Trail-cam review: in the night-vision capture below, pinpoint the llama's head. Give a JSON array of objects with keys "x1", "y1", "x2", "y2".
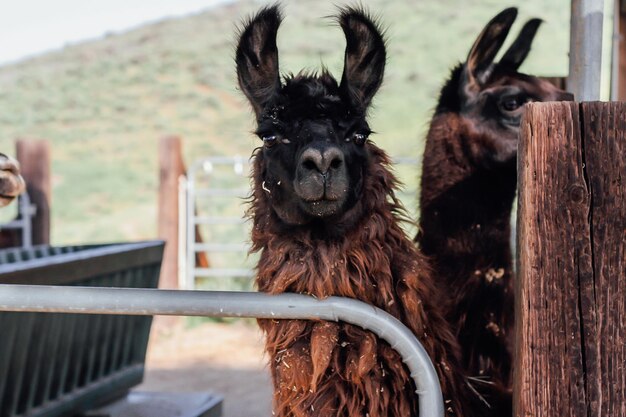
[
  {"x1": 438, "y1": 7, "x2": 573, "y2": 162},
  {"x1": 237, "y1": 6, "x2": 386, "y2": 228}
]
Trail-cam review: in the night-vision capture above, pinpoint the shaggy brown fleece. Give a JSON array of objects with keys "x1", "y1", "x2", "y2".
[{"x1": 250, "y1": 144, "x2": 473, "y2": 417}]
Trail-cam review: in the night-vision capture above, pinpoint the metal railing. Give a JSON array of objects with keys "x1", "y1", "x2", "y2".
[
  {"x1": 184, "y1": 156, "x2": 253, "y2": 290},
  {"x1": 0, "y1": 192, "x2": 36, "y2": 248},
  {"x1": 0, "y1": 286, "x2": 444, "y2": 417}
]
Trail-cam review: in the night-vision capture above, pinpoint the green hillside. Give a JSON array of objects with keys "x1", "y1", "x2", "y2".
[{"x1": 0, "y1": 0, "x2": 570, "y2": 244}]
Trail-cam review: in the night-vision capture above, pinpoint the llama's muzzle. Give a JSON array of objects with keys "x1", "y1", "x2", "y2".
[{"x1": 293, "y1": 144, "x2": 349, "y2": 217}]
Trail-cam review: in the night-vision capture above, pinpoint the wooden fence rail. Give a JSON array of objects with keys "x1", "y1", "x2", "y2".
[{"x1": 515, "y1": 101, "x2": 625, "y2": 416}]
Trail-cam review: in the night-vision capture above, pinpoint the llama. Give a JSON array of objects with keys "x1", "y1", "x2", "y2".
[
  {"x1": 417, "y1": 7, "x2": 573, "y2": 412},
  {"x1": 0, "y1": 153, "x2": 25, "y2": 208},
  {"x1": 237, "y1": 6, "x2": 478, "y2": 417}
]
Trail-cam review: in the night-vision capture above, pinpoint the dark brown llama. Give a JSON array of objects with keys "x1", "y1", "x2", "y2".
[
  {"x1": 417, "y1": 7, "x2": 573, "y2": 413},
  {"x1": 237, "y1": 6, "x2": 478, "y2": 417}
]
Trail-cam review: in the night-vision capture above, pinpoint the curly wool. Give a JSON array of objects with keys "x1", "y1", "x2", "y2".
[{"x1": 249, "y1": 144, "x2": 473, "y2": 417}]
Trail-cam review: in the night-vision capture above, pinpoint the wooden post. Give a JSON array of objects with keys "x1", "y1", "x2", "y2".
[
  {"x1": 158, "y1": 136, "x2": 185, "y2": 290},
  {"x1": 16, "y1": 139, "x2": 51, "y2": 245},
  {"x1": 515, "y1": 102, "x2": 626, "y2": 416}
]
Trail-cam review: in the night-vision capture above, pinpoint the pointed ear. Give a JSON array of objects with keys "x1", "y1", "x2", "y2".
[
  {"x1": 236, "y1": 5, "x2": 282, "y2": 117},
  {"x1": 500, "y1": 18, "x2": 543, "y2": 71},
  {"x1": 465, "y1": 7, "x2": 517, "y2": 87},
  {"x1": 338, "y1": 8, "x2": 386, "y2": 112}
]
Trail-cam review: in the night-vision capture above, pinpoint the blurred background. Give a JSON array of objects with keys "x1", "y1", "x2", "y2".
[{"x1": 1, "y1": 0, "x2": 611, "y2": 247}]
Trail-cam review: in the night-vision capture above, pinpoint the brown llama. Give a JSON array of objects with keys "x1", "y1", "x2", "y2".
[
  {"x1": 0, "y1": 153, "x2": 25, "y2": 208},
  {"x1": 237, "y1": 5, "x2": 479, "y2": 417},
  {"x1": 417, "y1": 7, "x2": 573, "y2": 414}
]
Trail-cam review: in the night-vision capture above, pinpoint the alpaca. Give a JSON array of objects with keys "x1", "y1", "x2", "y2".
[
  {"x1": 0, "y1": 153, "x2": 25, "y2": 208},
  {"x1": 237, "y1": 6, "x2": 478, "y2": 417},
  {"x1": 417, "y1": 7, "x2": 573, "y2": 412}
]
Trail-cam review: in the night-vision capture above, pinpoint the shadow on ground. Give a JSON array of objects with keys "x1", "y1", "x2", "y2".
[{"x1": 139, "y1": 365, "x2": 272, "y2": 417}]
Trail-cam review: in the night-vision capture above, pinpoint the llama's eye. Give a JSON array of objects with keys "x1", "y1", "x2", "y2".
[
  {"x1": 261, "y1": 135, "x2": 278, "y2": 147},
  {"x1": 500, "y1": 97, "x2": 522, "y2": 112},
  {"x1": 351, "y1": 132, "x2": 369, "y2": 146}
]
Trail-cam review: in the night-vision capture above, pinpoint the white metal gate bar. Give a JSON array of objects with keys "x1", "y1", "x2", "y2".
[
  {"x1": 0, "y1": 284, "x2": 444, "y2": 417},
  {"x1": 185, "y1": 156, "x2": 252, "y2": 290},
  {"x1": 0, "y1": 192, "x2": 35, "y2": 248}
]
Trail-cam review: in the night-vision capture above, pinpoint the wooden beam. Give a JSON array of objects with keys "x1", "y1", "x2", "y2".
[
  {"x1": 16, "y1": 139, "x2": 51, "y2": 245},
  {"x1": 158, "y1": 135, "x2": 185, "y2": 290},
  {"x1": 515, "y1": 102, "x2": 626, "y2": 416}
]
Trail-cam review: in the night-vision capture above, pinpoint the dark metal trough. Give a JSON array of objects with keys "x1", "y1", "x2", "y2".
[{"x1": 0, "y1": 241, "x2": 164, "y2": 417}]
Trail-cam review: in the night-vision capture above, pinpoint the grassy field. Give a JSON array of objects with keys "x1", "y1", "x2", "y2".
[{"x1": 0, "y1": 0, "x2": 572, "y2": 245}]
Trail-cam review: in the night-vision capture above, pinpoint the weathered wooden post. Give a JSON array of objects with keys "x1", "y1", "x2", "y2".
[
  {"x1": 158, "y1": 135, "x2": 185, "y2": 290},
  {"x1": 157, "y1": 136, "x2": 211, "y2": 291},
  {"x1": 515, "y1": 101, "x2": 626, "y2": 416},
  {"x1": 16, "y1": 139, "x2": 51, "y2": 245}
]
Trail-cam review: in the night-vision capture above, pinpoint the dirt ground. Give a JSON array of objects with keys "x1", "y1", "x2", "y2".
[{"x1": 137, "y1": 317, "x2": 273, "y2": 417}]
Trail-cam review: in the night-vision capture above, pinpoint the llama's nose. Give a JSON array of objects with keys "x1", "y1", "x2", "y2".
[{"x1": 300, "y1": 146, "x2": 344, "y2": 175}]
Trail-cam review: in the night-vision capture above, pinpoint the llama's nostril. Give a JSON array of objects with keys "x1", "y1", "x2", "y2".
[
  {"x1": 324, "y1": 147, "x2": 344, "y2": 172},
  {"x1": 300, "y1": 148, "x2": 324, "y2": 173},
  {"x1": 303, "y1": 159, "x2": 318, "y2": 172}
]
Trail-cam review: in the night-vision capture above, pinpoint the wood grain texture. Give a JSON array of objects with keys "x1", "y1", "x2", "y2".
[
  {"x1": 515, "y1": 101, "x2": 626, "y2": 417},
  {"x1": 581, "y1": 102, "x2": 626, "y2": 416}
]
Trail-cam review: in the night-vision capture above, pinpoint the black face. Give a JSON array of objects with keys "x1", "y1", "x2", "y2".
[
  {"x1": 254, "y1": 77, "x2": 373, "y2": 223},
  {"x1": 236, "y1": 6, "x2": 386, "y2": 226}
]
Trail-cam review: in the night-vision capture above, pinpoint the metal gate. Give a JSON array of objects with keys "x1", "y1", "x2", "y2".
[
  {"x1": 0, "y1": 285, "x2": 445, "y2": 417},
  {"x1": 182, "y1": 156, "x2": 254, "y2": 290},
  {"x1": 0, "y1": 193, "x2": 36, "y2": 249},
  {"x1": 182, "y1": 156, "x2": 419, "y2": 291}
]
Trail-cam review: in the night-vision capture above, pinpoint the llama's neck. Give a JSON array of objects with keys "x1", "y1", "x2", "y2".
[
  {"x1": 418, "y1": 112, "x2": 516, "y2": 278},
  {"x1": 250, "y1": 147, "x2": 429, "y2": 321},
  {"x1": 253, "y1": 201, "x2": 419, "y2": 308}
]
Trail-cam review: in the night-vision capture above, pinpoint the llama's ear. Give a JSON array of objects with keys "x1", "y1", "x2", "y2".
[
  {"x1": 500, "y1": 18, "x2": 543, "y2": 71},
  {"x1": 338, "y1": 8, "x2": 386, "y2": 112},
  {"x1": 465, "y1": 7, "x2": 517, "y2": 87},
  {"x1": 236, "y1": 5, "x2": 282, "y2": 117}
]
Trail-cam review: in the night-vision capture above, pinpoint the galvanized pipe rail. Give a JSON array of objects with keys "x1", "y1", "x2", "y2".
[
  {"x1": 568, "y1": 0, "x2": 605, "y2": 101},
  {"x1": 0, "y1": 192, "x2": 34, "y2": 248},
  {"x1": 0, "y1": 285, "x2": 444, "y2": 417}
]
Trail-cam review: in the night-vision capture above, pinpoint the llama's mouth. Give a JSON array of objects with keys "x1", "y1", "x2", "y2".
[
  {"x1": 293, "y1": 176, "x2": 348, "y2": 218},
  {"x1": 299, "y1": 198, "x2": 343, "y2": 218}
]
